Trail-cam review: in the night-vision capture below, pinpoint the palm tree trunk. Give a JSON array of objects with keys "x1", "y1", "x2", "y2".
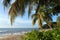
[{"x1": 48, "y1": 24, "x2": 52, "y2": 29}]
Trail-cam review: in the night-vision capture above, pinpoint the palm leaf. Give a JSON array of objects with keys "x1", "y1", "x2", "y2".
[
  {"x1": 3, "y1": 0, "x2": 11, "y2": 7},
  {"x1": 28, "y1": 1, "x2": 34, "y2": 17},
  {"x1": 8, "y1": 0, "x2": 30, "y2": 24},
  {"x1": 38, "y1": 18, "x2": 42, "y2": 29},
  {"x1": 32, "y1": 18, "x2": 37, "y2": 25}
]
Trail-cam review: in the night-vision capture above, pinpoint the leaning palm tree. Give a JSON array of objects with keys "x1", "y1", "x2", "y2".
[
  {"x1": 32, "y1": 12, "x2": 52, "y2": 29},
  {"x1": 3, "y1": 0, "x2": 60, "y2": 29}
]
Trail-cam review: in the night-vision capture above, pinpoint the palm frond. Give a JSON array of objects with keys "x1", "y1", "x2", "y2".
[
  {"x1": 32, "y1": 14, "x2": 39, "y2": 18},
  {"x1": 35, "y1": 0, "x2": 40, "y2": 14},
  {"x1": 28, "y1": 0, "x2": 34, "y2": 17},
  {"x1": 53, "y1": 5, "x2": 60, "y2": 13},
  {"x1": 32, "y1": 18, "x2": 37, "y2": 25},
  {"x1": 10, "y1": 12, "x2": 16, "y2": 25},
  {"x1": 9, "y1": 0, "x2": 30, "y2": 24},
  {"x1": 38, "y1": 18, "x2": 42, "y2": 29},
  {"x1": 3, "y1": 0, "x2": 11, "y2": 7}
]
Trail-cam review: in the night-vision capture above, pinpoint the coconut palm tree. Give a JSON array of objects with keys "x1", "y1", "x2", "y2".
[
  {"x1": 3, "y1": 0, "x2": 60, "y2": 29},
  {"x1": 32, "y1": 11, "x2": 52, "y2": 29}
]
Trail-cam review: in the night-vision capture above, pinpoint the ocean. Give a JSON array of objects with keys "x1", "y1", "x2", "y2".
[{"x1": 0, "y1": 28, "x2": 38, "y2": 37}]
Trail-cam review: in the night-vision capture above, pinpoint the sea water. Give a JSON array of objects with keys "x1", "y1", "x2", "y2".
[{"x1": 0, "y1": 28, "x2": 38, "y2": 37}]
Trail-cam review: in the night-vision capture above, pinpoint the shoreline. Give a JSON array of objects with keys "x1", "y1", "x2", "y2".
[
  {"x1": 0, "y1": 32, "x2": 25, "y2": 38},
  {"x1": 0, "y1": 34, "x2": 24, "y2": 40}
]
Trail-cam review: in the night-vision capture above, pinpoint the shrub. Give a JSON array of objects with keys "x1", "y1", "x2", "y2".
[{"x1": 23, "y1": 28, "x2": 60, "y2": 40}]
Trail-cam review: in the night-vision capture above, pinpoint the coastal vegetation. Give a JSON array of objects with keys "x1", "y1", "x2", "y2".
[{"x1": 23, "y1": 28, "x2": 60, "y2": 40}]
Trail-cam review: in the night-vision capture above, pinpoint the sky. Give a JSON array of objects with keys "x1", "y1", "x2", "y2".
[{"x1": 0, "y1": 0, "x2": 59, "y2": 28}]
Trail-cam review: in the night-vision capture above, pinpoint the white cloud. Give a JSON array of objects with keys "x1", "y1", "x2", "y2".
[{"x1": 15, "y1": 19, "x2": 31, "y2": 23}]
